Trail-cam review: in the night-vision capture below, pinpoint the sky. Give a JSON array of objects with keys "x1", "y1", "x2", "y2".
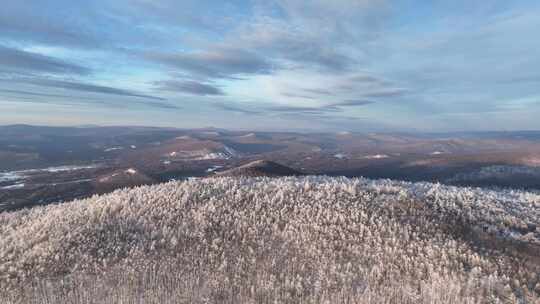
[{"x1": 1, "y1": 0, "x2": 539, "y2": 132}]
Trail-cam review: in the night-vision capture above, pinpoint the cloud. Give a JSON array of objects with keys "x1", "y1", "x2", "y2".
[
  {"x1": 2, "y1": 78, "x2": 164, "y2": 101},
  {"x1": 112, "y1": 0, "x2": 244, "y2": 33},
  {"x1": 288, "y1": 48, "x2": 355, "y2": 72},
  {"x1": 211, "y1": 101, "x2": 343, "y2": 116},
  {"x1": 154, "y1": 80, "x2": 224, "y2": 96},
  {"x1": 348, "y1": 74, "x2": 384, "y2": 84},
  {"x1": 363, "y1": 88, "x2": 409, "y2": 98},
  {"x1": 212, "y1": 97, "x2": 373, "y2": 118},
  {"x1": 0, "y1": 88, "x2": 179, "y2": 110},
  {"x1": 212, "y1": 102, "x2": 262, "y2": 115},
  {"x1": 0, "y1": 45, "x2": 91, "y2": 75},
  {"x1": 0, "y1": 1, "x2": 539, "y2": 131},
  {"x1": 278, "y1": 73, "x2": 403, "y2": 102},
  {"x1": 332, "y1": 99, "x2": 375, "y2": 107},
  {"x1": 0, "y1": 3, "x2": 101, "y2": 48},
  {"x1": 145, "y1": 48, "x2": 273, "y2": 80},
  {"x1": 230, "y1": 17, "x2": 357, "y2": 73},
  {"x1": 145, "y1": 101, "x2": 180, "y2": 110},
  {"x1": 0, "y1": 89, "x2": 97, "y2": 100},
  {"x1": 266, "y1": 104, "x2": 341, "y2": 115},
  {"x1": 303, "y1": 88, "x2": 334, "y2": 96},
  {"x1": 281, "y1": 92, "x2": 316, "y2": 99}
]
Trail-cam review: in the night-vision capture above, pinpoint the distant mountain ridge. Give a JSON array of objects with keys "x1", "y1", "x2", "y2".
[
  {"x1": 215, "y1": 160, "x2": 302, "y2": 177},
  {"x1": 4, "y1": 125, "x2": 540, "y2": 212}
]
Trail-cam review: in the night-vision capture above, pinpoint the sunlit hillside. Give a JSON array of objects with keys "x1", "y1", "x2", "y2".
[{"x1": 1, "y1": 176, "x2": 539, "y2": 303}]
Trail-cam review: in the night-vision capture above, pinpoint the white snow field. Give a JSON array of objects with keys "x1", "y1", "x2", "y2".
[{"x1": 1, "y1": 176, "x2": 539, "y2": 303}]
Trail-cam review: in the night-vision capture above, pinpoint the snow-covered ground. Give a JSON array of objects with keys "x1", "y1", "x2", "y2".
[
  {"x1": 175, "y1": 135, "x2": 191, "y2": 140},
  {"x1": 333, "y1": 153, "x2": 346, "y2": 159},
  {"x1": 167, "y1": 146, "x2": 237, "y2": 161},
  {"x1": 196, "y1": 152, "x2": 231, "y2": 160},
  {"x1": 430, "y1": 151, "x2": 446, "y2": 155},
  {"x1": 364, "y1": 154, "x2": 389, "y2": 159},
  {"x1": 104, "y1": 147, "x2": 123, "y2": 152},
  {"x1": 1, "y1": 183, "x2": 25, "y2": 190},
  {"x1": 237, "y1": 133, "x2": 256, "y2": 138},
  {"x1": 206, "y1": 165, "x2": 223, "y2": 173},
  {"x1": 125, "y1": 168, "x2": 137, "y2": 175},
  {"x1": 0, "y1": 164, "x2": 100, "y2": 183},
  {"x1": 222, "y1": 145, "x2": 238, "y2": 157},
  {"x1": 0, "y1": 171, "x2": 22, "y2": 183}
]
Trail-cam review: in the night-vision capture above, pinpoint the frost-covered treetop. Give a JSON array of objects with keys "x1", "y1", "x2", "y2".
[{"x1": 1, "y1": 176, "x2": 539, "y2": 303}]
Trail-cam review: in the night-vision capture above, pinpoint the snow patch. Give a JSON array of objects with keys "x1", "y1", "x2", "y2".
[
  {"x1": 206, "y1": 165, "x2": 223, "y2": 173},
  {"x1": 0, "y1": 171, "x2": 23, "y2": 183},
  {"x1": 223, "y1": 146, "x2": 237, "y2": 158},
  {"x1": 42, "y1": 165, "x2": 99, "y2": 173},
  {"x1": 196, "y1": 152, "x2": 230, "y2": 160},
  {"x1": 364, "y1": 154, "x2": 389, "y2": 159},
  {"x1": 430, "y1": 151, "x2": 446, "y2": 155},
  {"x1": 168, "y1": 146, "x2": 237, "y2": 160},
  {"x1": 334, "y1": 153, "x2": 347, "y2": 159},
  {"x1": 0, "y1": 165, "x2": 99, "y2": 183},
  {"x1": 238, "y1": 133, "x2": 256, "y2": 138},
  {"x1": 125, "y1": 168, "x2": 137, "y2": 175},
  {"x1": 104, "y1": 147, "x2": 123, "y2": 152},
  {"x1": 1, "y1": 183, "x2": 24, "y2": 190}
]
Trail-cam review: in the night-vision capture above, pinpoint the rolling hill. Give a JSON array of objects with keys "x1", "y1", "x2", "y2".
[
  {"x1": 214, "y1": 160, "x2": 302, "y2": 177},
  {"x1": 1, "y1": 176, "x2": 538, "y2": 303}
]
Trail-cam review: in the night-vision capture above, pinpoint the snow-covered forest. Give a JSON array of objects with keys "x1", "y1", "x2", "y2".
[{"x1": 1, "y1": 176, "x2": 539, "y2": 303}]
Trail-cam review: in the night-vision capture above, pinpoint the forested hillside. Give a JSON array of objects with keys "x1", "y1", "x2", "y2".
[{"x1": 1, "y1": 176, "x2": 539, "y2": 303}]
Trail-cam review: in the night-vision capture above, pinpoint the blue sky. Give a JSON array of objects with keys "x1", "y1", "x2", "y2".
[{"x1": 1, "y1": 0, "x2": 539, "y2": 132}]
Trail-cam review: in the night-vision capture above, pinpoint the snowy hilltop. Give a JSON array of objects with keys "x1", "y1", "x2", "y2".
[{"x1": 1, "y1": 176, "x2": 539, "y2": 303}]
